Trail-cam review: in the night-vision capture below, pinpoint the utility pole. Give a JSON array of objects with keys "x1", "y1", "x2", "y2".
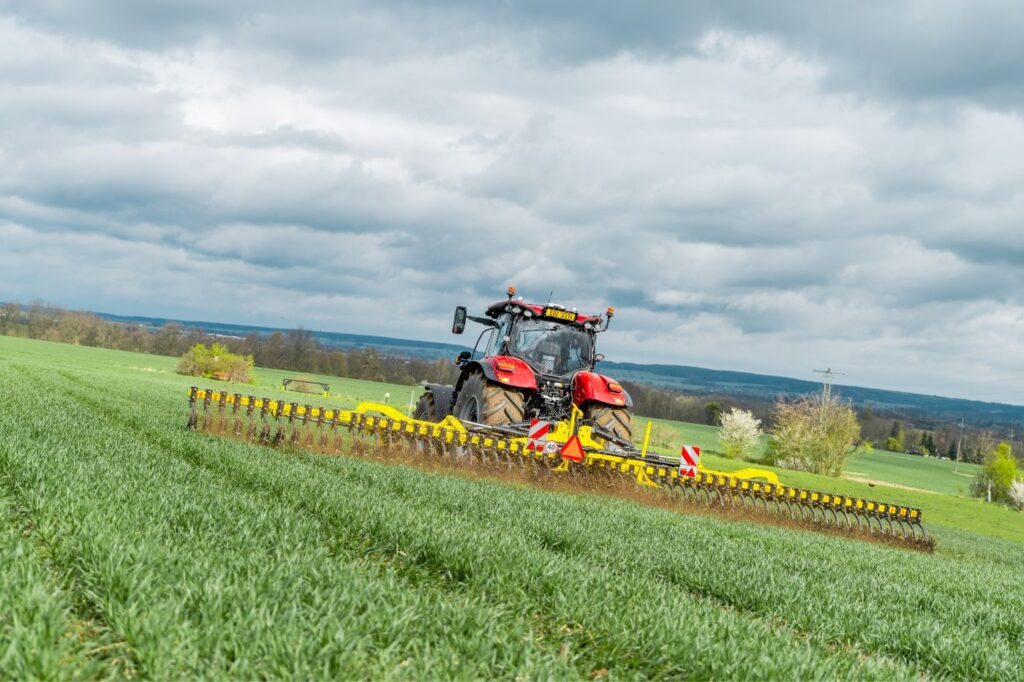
[
  {"x1": 813, "y1": 368, "x2": 845, "y2": 403},
  {"x1": 954, "y1": 418, "x2": 965, "y2": 473}
]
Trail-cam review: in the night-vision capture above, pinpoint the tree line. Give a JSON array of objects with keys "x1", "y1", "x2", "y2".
[
  {"x1": 856, "y1": 407, "x2": 1007, "y2": 464},
  {"x1": 0, "y1": 301, "x2": 461, "y2": 386}
]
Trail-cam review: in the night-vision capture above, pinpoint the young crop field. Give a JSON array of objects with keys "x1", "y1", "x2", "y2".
[{"x1": 1, "y1": 335, "x2": 1023, "y2": 679}]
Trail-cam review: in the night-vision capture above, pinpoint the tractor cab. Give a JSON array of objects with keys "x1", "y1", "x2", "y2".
[
  {"x1": 508, "y1": 316, "x2": 593, "y2": 377},
  {"x1": 478, "y1": 299, "x2": 600, "y2": 378}
]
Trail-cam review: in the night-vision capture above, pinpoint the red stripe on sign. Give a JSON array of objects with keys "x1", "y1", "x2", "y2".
[
  {"x1": 529, "y1": 419, "x2": 551, "y2": 440},
  {"x1": 680, "y1": 445, "x2": 700, "y2": 467},
  {"x1": 527, "y1": 419, "x2": 552, "y2": 451}
]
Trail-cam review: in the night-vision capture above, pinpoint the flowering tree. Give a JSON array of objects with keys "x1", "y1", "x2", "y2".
[
  {"x1": 719, "y1": 407, "x2": 762, "y2": 460},
  {"x1": 1009, "y1": 481, "x2": 1024, "y2": 511}
]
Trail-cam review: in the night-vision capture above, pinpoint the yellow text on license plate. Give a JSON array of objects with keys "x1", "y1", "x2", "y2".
[{"x1": 543, "y1": 307, "x2": 577, "y2": 321}]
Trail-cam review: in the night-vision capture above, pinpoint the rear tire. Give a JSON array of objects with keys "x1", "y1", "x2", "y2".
[
  {"x1": 413, "y1": 392, "x2": 436, "y2": 421},
  {"x1": 454, "y1": 372, "x2": 526, "y2": 426},
  {"x1": 584, "y1": 403, "x2": 633, "y2": 444}
]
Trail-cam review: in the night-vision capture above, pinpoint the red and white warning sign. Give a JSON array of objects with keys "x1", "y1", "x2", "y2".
[
  {"x1": 527, "y1": 419, "x2": 552, "y2": 451},
  {"x1": 680, "y1": 445, "x2": 700, "y2": 478}
]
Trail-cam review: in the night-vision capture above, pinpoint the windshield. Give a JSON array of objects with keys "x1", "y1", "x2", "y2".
[{"x1": 509, "y1": 318, "x2": 593, "y2": 376}]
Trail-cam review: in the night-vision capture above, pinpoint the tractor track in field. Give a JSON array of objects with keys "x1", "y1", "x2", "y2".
[
  {"x1": 842, "y1": 474, "x2": 935, "y2": 493},
  {"x1": 0, "y1": 490, "x2": 133, "y2": 679},
  {"x1": 42, "y1": 367, "x2": 932, "y2": 679},
  {"x1": 0, "y1": 367, "x2": 139, "y2": 678}
]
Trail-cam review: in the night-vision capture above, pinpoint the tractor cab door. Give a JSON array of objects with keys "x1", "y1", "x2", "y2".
[{"x1": 484, "y1": 313, "x2": 513, "y2": 357}]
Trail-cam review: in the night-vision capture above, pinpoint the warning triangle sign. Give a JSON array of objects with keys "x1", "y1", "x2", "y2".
[{"x1": 560, "y1": 435, "x2": 585, "y2": 462}]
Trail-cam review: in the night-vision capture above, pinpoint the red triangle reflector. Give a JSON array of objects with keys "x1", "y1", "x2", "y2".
[{"x1": 560, "y1": 435, "x2": 585, "y2": 462}]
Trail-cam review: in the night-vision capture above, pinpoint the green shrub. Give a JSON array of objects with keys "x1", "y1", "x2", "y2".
[
  {"x1": 971, "y1": 442, "x2": 1019, "y2": 504},
  {"x1": 176, "y1": 342, "x2": 254, "y2": 383}
]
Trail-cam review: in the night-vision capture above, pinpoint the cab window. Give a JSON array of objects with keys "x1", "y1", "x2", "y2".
[{"x1": 486, "y1": 314, "x2": 512, "y2": 356}]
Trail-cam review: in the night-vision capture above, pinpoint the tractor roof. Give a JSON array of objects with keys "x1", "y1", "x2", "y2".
[{"x1": 485, "y1": 300, "x2": 602, "y2": 325}]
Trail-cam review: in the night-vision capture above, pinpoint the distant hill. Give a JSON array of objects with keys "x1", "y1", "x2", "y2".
[
  {"x1": 99, "y1": 312, "x2": 468, "y2": 359},
  {"x1": 599, "y1": 361, "x2": 1024, "y2": 427},
  {"x1": 99, "y1": 312, "x2": 1024, "y2": 427}
]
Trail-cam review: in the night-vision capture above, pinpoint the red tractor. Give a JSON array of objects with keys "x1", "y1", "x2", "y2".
[{"x1": 415, "y1": 287, "x2": 633, "y2": 447}]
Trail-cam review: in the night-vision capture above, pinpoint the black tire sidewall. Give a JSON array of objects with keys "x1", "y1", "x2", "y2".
[
  {"x1": 584, "y1": 402, "x2": 632, "y2": 442},
  {"x1": 413, "y1": 393, "x2": 435, "y2": 421},
  {"x1": 454, "y1": 373, "x2": 486, "y2": 422}
]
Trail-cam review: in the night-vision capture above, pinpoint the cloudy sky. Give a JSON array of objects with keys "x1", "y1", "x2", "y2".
[{"x1": 1, "y1": 1, "x2": 1023, "y2": 402}]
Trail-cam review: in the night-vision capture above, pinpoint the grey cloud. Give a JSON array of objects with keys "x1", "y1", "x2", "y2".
[
  {"x1": 445, "y1": 1, "x2": 1024, "y2": 108},
  {"x1": 0, "y1": 0, "x2": 257, "y2": 48},
  {"x1": 8, "y1": 1, "x2": 1024, "y2": 108}
]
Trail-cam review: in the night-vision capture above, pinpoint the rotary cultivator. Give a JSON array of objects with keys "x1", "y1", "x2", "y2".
[{"x1": 185, "y1": 288, "x2": 931, "y2": 549}]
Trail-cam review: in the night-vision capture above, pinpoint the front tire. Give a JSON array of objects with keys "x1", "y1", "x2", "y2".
[
  {"x1": 584, "y1": 403, "x2": 633, "y2": 445},
  {"x1": 453, "y1": 372, "x2": 526, "y2": 426}
]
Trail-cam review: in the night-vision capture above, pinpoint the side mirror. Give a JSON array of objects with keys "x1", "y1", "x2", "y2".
[
  {"x1": 594, "y1": 353, "x2": 605, "y2": 363},
  {"x1": 452, "y1": 306, "x2": 467, "y2": 334}
]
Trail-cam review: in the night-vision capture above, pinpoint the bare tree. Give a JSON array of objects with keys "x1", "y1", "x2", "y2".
[
  {"x1": 770, "y1": 391, "x2": 862, "y2": 476},
  {"x1": 0, "y1": 301, "x2": 20, "y2": 335}
]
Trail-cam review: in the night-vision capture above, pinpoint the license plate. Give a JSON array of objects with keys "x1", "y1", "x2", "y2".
[{"x1": 543, "y1": 307, "x2": 577, "y2": 322}]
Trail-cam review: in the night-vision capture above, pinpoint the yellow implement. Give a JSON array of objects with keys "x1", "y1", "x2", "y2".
[{"x1": 187, "y1": 387, "x2": 930, "y2": 548}]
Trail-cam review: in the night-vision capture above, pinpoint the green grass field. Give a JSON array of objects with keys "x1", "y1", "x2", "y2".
[
  {"x1": 844, "y1": 448, "x2": 980, "y2": 496},
  {"x1": 1, "y1": 335, "x2": 1022, "y2": 679}
]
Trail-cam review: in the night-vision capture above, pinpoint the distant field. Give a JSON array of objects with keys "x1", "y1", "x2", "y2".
[
  {"x1": 845, "y1": 448, "x2": 980, "y2": 496},
  {"x1": 1, "y1": 336, "x2": 1022, "y2": 679}
]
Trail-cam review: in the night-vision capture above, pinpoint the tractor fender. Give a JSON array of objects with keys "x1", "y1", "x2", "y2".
[
  {"x1": 458, "y1": 357, "x2": 538, "y2": 391},
  {"x1": 483, "y1": 355, "x2": 537, "y2": 390},
  {"x1": 421, "y1": 383, "x2": 455, "y2": 419},
  {"x1": 572, "y1": 371, "x2": 633, "y2": 408}
]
